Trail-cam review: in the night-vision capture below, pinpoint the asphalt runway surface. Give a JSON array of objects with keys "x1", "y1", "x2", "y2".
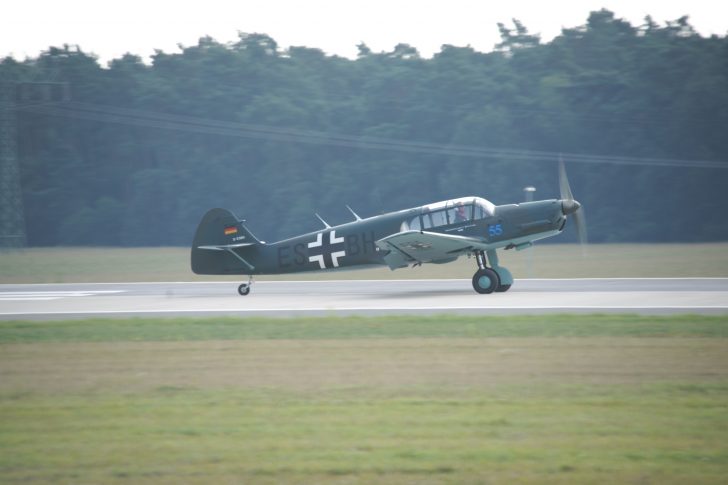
[{"x1": 1, "y1": 278, "x2": 727, "y2": 320}]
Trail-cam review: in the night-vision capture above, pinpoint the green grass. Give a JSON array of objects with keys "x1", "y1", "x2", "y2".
[
  {"x1": 1, "y1": 385, "x2": 727, "y2": 484},
  {"x1": 1, "y1": 243, "x2": 728, "y2": 283},
  {"x1": 1, "y1": 314, "x2": 728, "y2": 342},
  {"x1": 1, "y1": 314, "x2": 727, "y2": 483}
]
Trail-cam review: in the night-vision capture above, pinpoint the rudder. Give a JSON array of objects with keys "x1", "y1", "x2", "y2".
[{"x1": 191, "y1": 208, "x2": 261, "y2": 275}]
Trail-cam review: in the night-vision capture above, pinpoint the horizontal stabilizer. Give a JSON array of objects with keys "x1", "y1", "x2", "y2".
[{"x1": 197, "y1": 242, "x2": 256, "y2": 251}]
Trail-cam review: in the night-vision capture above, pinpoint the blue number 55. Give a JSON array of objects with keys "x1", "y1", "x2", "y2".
[{"x1": 489, "y1": 224, "x2": 503, "y2": 237}]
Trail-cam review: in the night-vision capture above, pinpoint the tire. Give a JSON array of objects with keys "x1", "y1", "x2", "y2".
[
  {"x1": 472, "y1": 268, "x2": 499, "y2": 294},
  {"x1": 238, "y1": 284, "x2": 251, "y2": 296},
  {"x1": 495, "y1": 284, "x2": 511, "y2": 293}
]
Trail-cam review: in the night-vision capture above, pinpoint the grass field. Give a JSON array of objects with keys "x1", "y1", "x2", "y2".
[
  {"x1": 1, "y1": 243, "x2": 727, "y2": 283},
  {"x1": 1, "y1": 315, "x2": 727, "y2": 484}
]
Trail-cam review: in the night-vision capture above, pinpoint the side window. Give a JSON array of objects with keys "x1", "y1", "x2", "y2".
[
  {"x1": 447, "y1": 204, "x2": 472, "y2": 224},
  {"x1": 422, "y1": 212, "x2": 432, "y2": 229},
  {"x1": 409, "y1": 216, "x2": 421, "y2": 231},
  {"x1": 432, "y1": 209, "x2": 448, "y2": 227},
  {"x1": 474, "y1": 204, "x2": 487, "y2": 220},
  {"x1": 422, "y1": 209, "x2": 448, "y2": 228}
]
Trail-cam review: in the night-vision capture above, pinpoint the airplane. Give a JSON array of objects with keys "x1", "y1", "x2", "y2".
[{"x1": 191, "y1": 161, "x2": 586, "y2": 295}]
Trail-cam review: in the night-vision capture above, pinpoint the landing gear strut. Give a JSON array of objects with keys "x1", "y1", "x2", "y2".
[
  {"x1": 471, "y1": 250, "x2": 513, "y2": 294},
  {"x1": 238, "y1": 275, "x2": 253, "y2": 296}
]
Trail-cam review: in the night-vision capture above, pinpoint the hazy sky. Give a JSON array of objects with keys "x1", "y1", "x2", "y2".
[{"x1": 2, "y1": 0, "x2": 727, "y2": 65}]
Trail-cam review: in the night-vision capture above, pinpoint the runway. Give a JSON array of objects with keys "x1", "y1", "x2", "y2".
[{"x1": 1, "y1": 278, "x2": 727, "y2": 320}]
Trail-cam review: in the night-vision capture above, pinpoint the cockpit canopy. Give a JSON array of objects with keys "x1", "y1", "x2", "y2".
[{"x1": 409, "y1": 197, "x2": 495, "y2": 231}]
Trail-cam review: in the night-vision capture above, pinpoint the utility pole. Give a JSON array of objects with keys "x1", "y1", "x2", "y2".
[
  {"x1": 0, "y1": 81, "x2": 25, "y2": 248},
  {"x1": 523, "y1": 186, "x2": 536, "y2": 277},
  {"x1": 523, "y1": 186, "x2": 536, "y2": 202},
  {"x1": 0, "y1": 81, "x2": 69, "y2": 248}
]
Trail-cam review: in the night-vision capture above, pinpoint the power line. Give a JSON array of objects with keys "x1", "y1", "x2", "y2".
[{"x1": 19, "y1": 100, "x2": 728, "y2": 169}]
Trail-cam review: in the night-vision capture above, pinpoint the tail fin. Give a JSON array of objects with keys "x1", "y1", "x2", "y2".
[{"x1": 191, "y1": 208, "x2": 262, "y2": 275}]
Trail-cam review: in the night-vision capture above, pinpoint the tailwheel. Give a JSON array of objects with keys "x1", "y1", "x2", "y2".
[
  {"x1": 472, "y1": 268, "x2": 499, "y2": 294},
  {"x1": 495, "y1": 284, "x2": 511, "y2": 292}
]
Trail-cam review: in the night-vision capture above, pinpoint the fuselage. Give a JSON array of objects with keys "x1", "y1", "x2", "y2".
[{"x1": 248, "y1": 196, "x2": 567, "y2": 275}]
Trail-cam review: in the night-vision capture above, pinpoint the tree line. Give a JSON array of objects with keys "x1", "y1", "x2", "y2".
[{"x1": 2, "y1": 9, "x2": 727, "y2": 246}]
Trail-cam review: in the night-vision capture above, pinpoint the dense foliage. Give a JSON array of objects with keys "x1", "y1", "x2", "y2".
[{"x1": 2, "y1": 9, "x2": 727, "y2": 246}]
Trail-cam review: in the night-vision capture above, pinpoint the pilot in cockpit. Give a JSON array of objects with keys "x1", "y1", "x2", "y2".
[{"x1": 454, "y1": 204, "x2": 467, "y2": 222}]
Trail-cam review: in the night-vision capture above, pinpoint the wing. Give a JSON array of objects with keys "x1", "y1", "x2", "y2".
[{"x1": 376, "y1": 230, "x2": 488, "y2": 269}]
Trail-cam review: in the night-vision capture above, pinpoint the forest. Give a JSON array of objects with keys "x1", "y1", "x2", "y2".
[{"x1": 1, "y1": 9, "x2": 727, "y2": 246}]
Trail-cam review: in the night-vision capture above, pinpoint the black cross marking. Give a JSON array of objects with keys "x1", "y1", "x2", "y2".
[{"x1": 308, "y1": 230, "x2": 346, "y2": 269}]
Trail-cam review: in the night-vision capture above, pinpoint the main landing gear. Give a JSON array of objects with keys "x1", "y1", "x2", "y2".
[
  {"x1": 238, "y1": 276, "x2": 253, "y2": 296},
  {"x1": 472, "y1": 250, "x2": 513, "y2": 294}
]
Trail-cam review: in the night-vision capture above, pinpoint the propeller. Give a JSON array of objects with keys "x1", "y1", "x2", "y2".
[{"x1": 558, "y1": 156, "x2": 588, "y2": 245}]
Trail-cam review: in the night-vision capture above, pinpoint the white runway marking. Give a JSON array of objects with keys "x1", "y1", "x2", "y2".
[{"x1": 0, "y1": 290, "x2": 124, "y2": 302}]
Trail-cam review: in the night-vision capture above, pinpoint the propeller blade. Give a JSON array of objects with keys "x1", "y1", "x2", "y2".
[
  {"x1": 558, "y1": 156, "x2": 574, "y2": 202},
  {"x1": 574, "y1": 207, "x2": 588, "y2": 245},
  {"x1": 559, "y1": 156, "x2": 588, "y2": 248}
]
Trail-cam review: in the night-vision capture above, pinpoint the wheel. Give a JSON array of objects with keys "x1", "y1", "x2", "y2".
[
  {"x1": 238, "y1": 284, "x2": 251, "y2": 296},
  {"x1": 495, "y1": 284, "x2": 511, "y2": 292},
  {"x1": 472, "y1": 268, "x2": 499, "y2": 294}
]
